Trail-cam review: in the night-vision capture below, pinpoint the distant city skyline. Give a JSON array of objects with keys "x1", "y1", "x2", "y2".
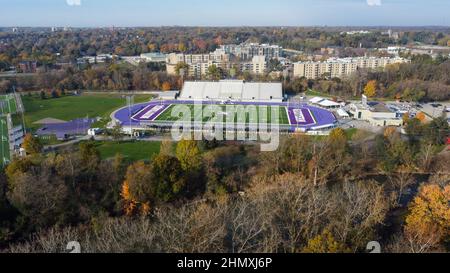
[{"x1": 0, "y1": 0, "x2": 449, "y2": 27}]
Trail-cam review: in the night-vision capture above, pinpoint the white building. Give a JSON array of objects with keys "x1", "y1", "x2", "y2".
[
  {"x1": 348, "y1": 100, "x2": 402, "y2": 127},
  {"x1": 140, "y1": 53, "x2": 167, "y2": 63},
  {"x1": 218, "y1": 43, "x2": 282, "y2": 61}
]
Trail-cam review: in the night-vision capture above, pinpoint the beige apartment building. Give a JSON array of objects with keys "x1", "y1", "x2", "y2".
[
  {"x1": 293, "y1": 57, "x2": 409, "y2": 79},
  {"x1": 167, "y1": 52, "x2": 268, "y2": 77}
]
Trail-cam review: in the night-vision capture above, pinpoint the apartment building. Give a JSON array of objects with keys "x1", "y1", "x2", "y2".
[
  {"x1": 166, "y1": 52, "x2": 231, "y2": 77},
  {"x1": 218, "y1": 43, "x2": 282, "y2": 61},
  {"x1": 293, "y1": 57, "x2": 409, "y2": 79},
  {"x1": 166, "y1": 45, "x2": 272, "y2": 77}
]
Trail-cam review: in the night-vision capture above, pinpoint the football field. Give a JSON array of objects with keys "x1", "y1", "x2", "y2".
[{"x1": 154, "y1": 104, "x2": 291, "y2": 125}]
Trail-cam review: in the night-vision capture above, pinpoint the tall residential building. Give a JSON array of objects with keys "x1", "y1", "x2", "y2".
[
  {"x1": 218, "y1": 43, "x2": 282, "y2": 61},
  {"x1": 293, "y1": 57, "x2": 409, "y2": 79},
  {"x1": 166, "y1": 52, "x2": 230, "y2": 77},
  {"x1": 166, "y1": 45, "x2": 272, "y2": 77}
]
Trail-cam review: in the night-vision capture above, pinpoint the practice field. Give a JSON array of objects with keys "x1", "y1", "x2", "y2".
[
  {"x1": 0, "y1": 94, "x2": 17, "y2": 115},
  {"x1": 0, "y1": 116, "x2": 9, "y2": 165},
  {"x1": 0, "y1": 94, "x2": 17, "y2": 166},
  {"x1": 22, "y1": 93, "x2": 151, "y2": 131},
  {"x1": 95, "y1": 141, "x2": 161, "y2": 161},
  {"x1": 114, "y1": 100, "x2": 337, "y2": 131}
]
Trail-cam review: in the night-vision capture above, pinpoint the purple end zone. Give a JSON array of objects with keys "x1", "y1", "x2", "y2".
[
  {"x1": 288, "y1": 108, "x2": 314, "y2": 125},
  {"x1": 131, "y1": 104, "x2": 170, "y2": 121}
]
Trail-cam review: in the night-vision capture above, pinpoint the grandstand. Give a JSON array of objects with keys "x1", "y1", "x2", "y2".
[{"x1": 179, "y1": 80, "x2": 283, "y2": 103}]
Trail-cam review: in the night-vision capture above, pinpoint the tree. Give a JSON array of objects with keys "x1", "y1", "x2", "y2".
[
  {"x1": 175, "y1": 62, "x2": 189, "y2": 76},
  {"x1": 303, "y1": 230, "x2": 349, "y2": 253},
  {"x1": 121, "y1": 161, "x2": 152, "y2": 216},
  {"x1": 416, "y1": 112, "x2": 426, "y2": 123},
  {"x1": 79, "y1": 142, "x2": 100, "y2": 171},
  {"x1": 150, "y1": 154, "x2": 185, "y2": 202},
  {"x1": 207, "y1": 65, "x2": 222, "y2": 81},
  {"x1": 111, "y1": 123, "x2": 123, "y2": 142},
  {"x1": 7, "y1": 170, "x2": 68, "y2": 228},
  {"x1": 162, "y1": 81, "x2": 171, "y2": 91},
  {"x1": 329, "y1": 128, "x2": 347, "y2": 143},
  {"x1": 425, "y1": 116, "x2": 449, "y2": 145},
  {"x1": 22, "y1": 134, "x2": 43, "y2": 155},
  {"x1": 175, "y1": 139, "x2": 202, "y2": 173},
  {"x1": 404, "y1": 184, "x2": 450, "y2": 252},
  {"x1": 363, "y1": 80, "x2": 377, "y2": 98}
]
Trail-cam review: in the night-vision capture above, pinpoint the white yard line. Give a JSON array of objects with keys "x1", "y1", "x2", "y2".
[{"x1": 151, "y1": 104, "x2": 172, "y2": 121}]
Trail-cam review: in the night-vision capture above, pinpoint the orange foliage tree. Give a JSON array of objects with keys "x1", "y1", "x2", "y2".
[
  {"x1": 416, "y1": 112, "x2": 426, "y2": 123},
  {"x1": 162, "y1": 82, "x2": 172, "y2": 91}
]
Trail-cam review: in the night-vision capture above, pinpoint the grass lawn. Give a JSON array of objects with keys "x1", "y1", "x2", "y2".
[
  {"x1": 345, "y1": 128, "x2": 358, "y2": 140},
  {"x1": 95, "y1": 140, "x2": 161, "y2": 162},
  {"x1": 22, "y1": 93, "x2": 151, "y2": 131},
  {"x1": 156, "y1": 104, "x2": 291, "y2": 125},
  {"x1": 305, "y1": 89, "x2": 333, "y2": 98}
]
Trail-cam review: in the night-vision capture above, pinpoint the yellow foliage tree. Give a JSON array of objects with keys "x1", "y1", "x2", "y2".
[
  {"x1": 363, "y1": 80, "x2": 377, "y2": 98},
  {"x1": 120, "y1": 161, "x2": 153, "y2": 216},
  {"x1": 120, "y1": 181, "x2": 137, "y2": 216},
  {"x1": 405, "y1": 184, "x2": 450, "y2": 251},
  {"x1": 303, "y1": 230, "x2": 350, "y2": 253},
  {"x1": 22, "y1": 133, "x2": 43, "y2": 155}
]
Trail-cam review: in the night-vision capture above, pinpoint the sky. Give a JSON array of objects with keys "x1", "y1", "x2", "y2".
[{"x1": 0, "y1": 0, "x2": 449, "y2": 27}]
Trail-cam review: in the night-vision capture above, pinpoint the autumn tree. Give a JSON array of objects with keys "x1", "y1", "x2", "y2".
[
  {"x1": 404, "y1": 184, "x2": 450, "y2": 252},
  {"x1": 303, "y1": 230, "x2": 349, "y2": 253},
  {"x1": 121, "y1": 161, "x2": 152, "y2": 216},
  {"x1": 363, "y1": 80, "x2": 377, "y2": 98},
  {"x1": 150, "y1": 154, "x2": 185, "y2": 202},
  {"x1": 416, "y1": 112, "x2": 426, "y2": 123},
  {"x1": 175, "y1": 139, "x2": 202, "y2": 173},
  {"x1": 22, "y1": 134, "x2": 43, "y2": 155},
  {"x1": 162, "y1": 81, "x2": 171, "y2": 91},
  {"x1": 79, "y1": 142, "x2": 100, "y2": 172}
]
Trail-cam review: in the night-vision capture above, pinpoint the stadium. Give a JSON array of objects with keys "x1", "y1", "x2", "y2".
[{"x1": 112, "y1": 80, "x2": 337, "y2": 133}]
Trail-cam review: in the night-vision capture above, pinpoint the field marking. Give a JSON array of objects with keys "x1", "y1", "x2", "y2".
[
  {"x1": 131, "y1": 104, "x2": 154, "y2": 121},
  {"x1": 151, "y1": 104, "x2": 172, "y2": 121}
]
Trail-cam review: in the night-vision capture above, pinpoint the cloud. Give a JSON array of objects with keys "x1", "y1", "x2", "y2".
[
  {"x1": 66, "y1": 0, "x2": 81, "y2": 6},
  {"x1": 366, "y1": 0, "x2": 382, "y2": 6}
]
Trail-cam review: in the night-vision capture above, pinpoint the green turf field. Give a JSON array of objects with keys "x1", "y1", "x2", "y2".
[
  {"x1": 0, "y1": 116, "x2": 10, "y2": 166},
  {"x1": 155, "y1": 104, "x2": 290, "y2": 125},
  {"x1": 95, "y1": 140, "x2": 161, "y2": 161},
  {"x1": 22, "y1": 93, "x2": 151, "y2": 131},
  {"x1": 0, "y1": 94, "x2": 17, "y2": 115}
]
